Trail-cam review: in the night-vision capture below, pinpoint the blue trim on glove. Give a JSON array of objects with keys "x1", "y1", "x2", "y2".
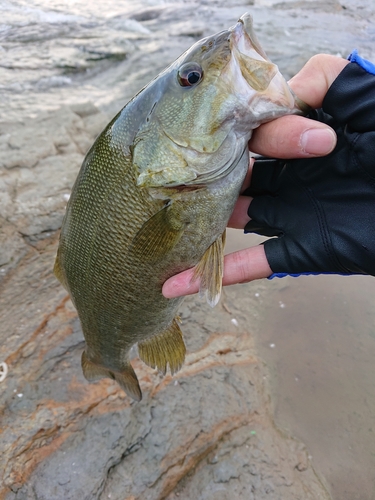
[
  {"x1": 348, "y1": 49, "x2": 375, "y2": 75},
  {"x1": 267, "y1": 272, "x2": 353, "y2": 280},
  {"x1": 268, "y1": 272, "x2": 322, "y2": 279}
]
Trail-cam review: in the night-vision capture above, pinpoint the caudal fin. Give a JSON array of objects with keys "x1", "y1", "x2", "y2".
[{"x1": 81, "y1": 351, "x2": 142, "y2": 401}]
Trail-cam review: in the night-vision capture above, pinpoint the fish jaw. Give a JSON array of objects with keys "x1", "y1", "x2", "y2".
[
  {"x1": 133, "y1": 14, "x2": 308, "y2": 191},
  {"x1": 225, "y1": 13, "x2": 307, "y2": 128}
]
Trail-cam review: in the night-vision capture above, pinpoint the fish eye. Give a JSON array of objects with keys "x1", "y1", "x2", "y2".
[{"x1": 177, "y1": 62, "x2": 203, "y2": 87}]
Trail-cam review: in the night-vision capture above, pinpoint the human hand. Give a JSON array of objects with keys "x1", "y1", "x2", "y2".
[{"x1": 163, "y1": 54, "x2": 365, "y2": 299}]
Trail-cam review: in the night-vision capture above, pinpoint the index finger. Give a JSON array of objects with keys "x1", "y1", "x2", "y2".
[{"x1": 249, "y1": 55, "x2": 349, "y2": 158}]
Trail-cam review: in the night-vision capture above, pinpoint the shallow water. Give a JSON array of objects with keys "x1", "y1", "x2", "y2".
[
  {"x1": 1, "y1": 0, "x2": 374, "y2": 122},
  {"x1": 1, "y1": 0, "x2": 375, "y2": 498}
]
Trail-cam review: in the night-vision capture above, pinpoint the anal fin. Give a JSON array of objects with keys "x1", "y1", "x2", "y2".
[
  {"x1": 138, "y1": 318, "x2": 186, "y2": 375},
  {"x1": 81, "y1": 351, "x2": 142, "y2": 401},
  {"x1": 192, "y1": 230, "x2": 226, "y2": 307}
]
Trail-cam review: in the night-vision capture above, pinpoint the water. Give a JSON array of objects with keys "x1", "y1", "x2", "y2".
[
  {"x1": 1, "y1": 0, "x2": 375, "y2": 498},
  {"x1": 1, "y1": 0, "x2": 374, "y2": 122}
]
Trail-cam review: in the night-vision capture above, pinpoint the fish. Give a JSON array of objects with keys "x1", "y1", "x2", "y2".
[{"x1": 54, "y1": 13, "x2": 306, "y2": 401}]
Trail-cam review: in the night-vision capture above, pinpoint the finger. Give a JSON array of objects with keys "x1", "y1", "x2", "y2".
[
  {"x1": 240, "y1": 157, "x2": 255, "y2": 193},
  {"x1": 288, "y1": 54, "x2": 350, "y2": 108},
  {"x1": 162, "y1": 245, "x2": 271, "y2": 299},
  {"x1": 227, "y1": 195, "x2": 252, "y2": 229},
  {"x1": 249, "y1": 115, "x2": 337, "y2": 158},
  {"x1": 222, "y1": 245, "x2": 272, "y2": 285},
  {"x1": 249, "y1": 54, "x2": 349, "y2": 159}
]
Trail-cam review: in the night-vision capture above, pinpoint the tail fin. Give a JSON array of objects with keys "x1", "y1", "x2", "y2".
[
  {"x1": 81, "y1": 351, "x2": 142, "y2": 401},
  {"x1": 112, "y1": 369, "x2": 142, "y2": 402}
]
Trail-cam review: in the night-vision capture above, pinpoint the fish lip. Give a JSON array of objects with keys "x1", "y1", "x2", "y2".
[
  {"x1": 230, "y1": 18, "x2": 247, "y2": 47},
  {"x1": 229, "y1": 13, "x2": 265, "y2": 61},
  {"x1": 228, "y1": 13, "x2": 302, "y2": 114}
]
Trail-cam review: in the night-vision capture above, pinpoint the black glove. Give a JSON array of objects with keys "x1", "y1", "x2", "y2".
[{"x1": 244, "y1": 54, "x2": 375, "y2": 278}]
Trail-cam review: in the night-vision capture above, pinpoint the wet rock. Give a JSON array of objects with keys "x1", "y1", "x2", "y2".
[
  {"x1": 0, "y1": 6, "x2": 340, "y2": 496},
  {"x1": 0, "y1": 137, "x2": 330, "y2": 499},
  {"x1": 273, "y1": 0, "x2": 344, "y2": 12},
  {"x1": 0, "y1": 106, "x2": 104, "y2": 171},
  {"x1": 70, "y1": 101, "x2": 103, "y2": 118},
  {"x1": 0, "y1": 105, "x2": 109, "y2": 274},
  {"x1": 0, "y1": 5, "x2": 341, "y2": 496},
  {"x1": 0, "y1": 219, "x2": 28, "y2": 268},
  {"x1": 1, "y1": 0, "x2": 375, "y2": 496},
  {"x1": 0, "y1": 233, "x2": 331, "y2": 499}
]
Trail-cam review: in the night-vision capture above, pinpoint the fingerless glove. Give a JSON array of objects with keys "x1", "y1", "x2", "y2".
[{"x1": 244, "y1": 54, "x2": 375, "y2": 277}]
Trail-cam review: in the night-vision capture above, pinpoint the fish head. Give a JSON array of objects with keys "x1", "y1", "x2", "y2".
[{"x1": 133, "y1": 13, "x2": 306, "y2": 188}]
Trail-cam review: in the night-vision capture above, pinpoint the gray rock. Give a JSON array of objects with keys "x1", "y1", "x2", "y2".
[
  {"x1": 0, "y1": 105, "x2": 109, "y2": 273},
  {"x1": 0, "y1": 233, "x2": 331, "y2": 499},
  {"x1": 1, "y1": 2, "x2": 351, "y2": 496}
]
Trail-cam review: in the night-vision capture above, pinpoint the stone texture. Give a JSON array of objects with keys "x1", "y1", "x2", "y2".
[
  {"x1": 0, "y1": 105, "x2": 108, "y2": 272},
  {"x1": 0, "y1": 105, "x2": 330, "y2": 499}
]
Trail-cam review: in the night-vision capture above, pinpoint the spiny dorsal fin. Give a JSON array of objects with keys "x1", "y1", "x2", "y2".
[
  {"x1": 192, "y1": 231, "x2": 226, "y2": 307},
  {"x1": 81, "y1": 351, "x2": 142, "y2": 401},
  {"x1": 138, "y1": 318, "x2": 186, "y2": 375},
  {"x1": 128, "y1": 203, "x2": 187, "y2": 261}
]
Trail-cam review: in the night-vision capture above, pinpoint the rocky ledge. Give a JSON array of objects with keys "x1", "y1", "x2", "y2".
[{"x1": 0, "y1": 106, "x2": 330, "y2": 499}]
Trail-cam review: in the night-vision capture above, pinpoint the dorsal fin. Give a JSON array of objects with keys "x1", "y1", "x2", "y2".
[{"x1": 53, "y1": 252, "x2": 68, "y2": 290}]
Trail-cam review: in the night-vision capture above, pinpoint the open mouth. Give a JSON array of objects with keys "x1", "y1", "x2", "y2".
[
  {"x1": 229, "y1": 13, "x2": 302, "y2": 113},
  {"x1": 230, "y1": 13, "x2": 269, "y2": 64}
]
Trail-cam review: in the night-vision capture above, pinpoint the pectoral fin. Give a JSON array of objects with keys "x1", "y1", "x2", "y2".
[
  {"x1": 81, "y1": 351, "x2": 142, "y2": 401},
  {"x1": 192, "y1": 231, "x2": 226, "y2": 307},
  {"x1": 138, "y1": 318, "x2": 186, "y2": 375},
  {"x1": 129, "y1": 203, "x2": 187, "y2": 261},
  {"x1": 53, "y1": 253, "x2": 68, "y2": 290}
]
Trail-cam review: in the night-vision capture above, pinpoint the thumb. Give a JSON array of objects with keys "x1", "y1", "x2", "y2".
[{"x1": 289, "y1": 54, "x2": 349, "y2": 108}]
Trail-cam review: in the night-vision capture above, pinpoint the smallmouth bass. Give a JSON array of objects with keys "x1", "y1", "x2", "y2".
[{"x1": 55, "y1": 13, "x2": 305, "y2": 400}]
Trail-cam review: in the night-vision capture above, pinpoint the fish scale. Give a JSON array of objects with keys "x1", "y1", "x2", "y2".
[{"x1": 55, "y1": 13, "x2": 306, "y2": 400}]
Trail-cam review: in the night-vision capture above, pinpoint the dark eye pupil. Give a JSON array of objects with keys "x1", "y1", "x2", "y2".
[
  {"x1": 178, "y1": 62, "x2": 203, "y2": 87},
  {"x1": 187, "y1": 71, "x2": 200, "y2": 84}
]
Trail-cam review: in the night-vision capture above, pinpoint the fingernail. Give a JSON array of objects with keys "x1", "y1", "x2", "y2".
[{"x1": 300, "y1": 128, "x2": 336, "y2": 155}]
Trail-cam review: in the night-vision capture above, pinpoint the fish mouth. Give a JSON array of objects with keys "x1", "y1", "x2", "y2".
[
  {"x1": 228, "y1": 13, "x2": 305, "y2": 115},
  {"x1": 230, "y1": 13, "x2": 270, "y2": 64}
]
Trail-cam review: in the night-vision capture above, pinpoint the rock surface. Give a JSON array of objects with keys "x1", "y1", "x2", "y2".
[
  {"x1": 0, "y1": 230, "x2": 330, "y2": 500},
  {"x1": 0, "y1": 105, "x2": 332, "y2": 499},
  {"x1": 0, "y1": 104, "x2": 108, "y2": 271},
  {"x1": 4, "y1": 0, "x2": 374, "y2": 496}
]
